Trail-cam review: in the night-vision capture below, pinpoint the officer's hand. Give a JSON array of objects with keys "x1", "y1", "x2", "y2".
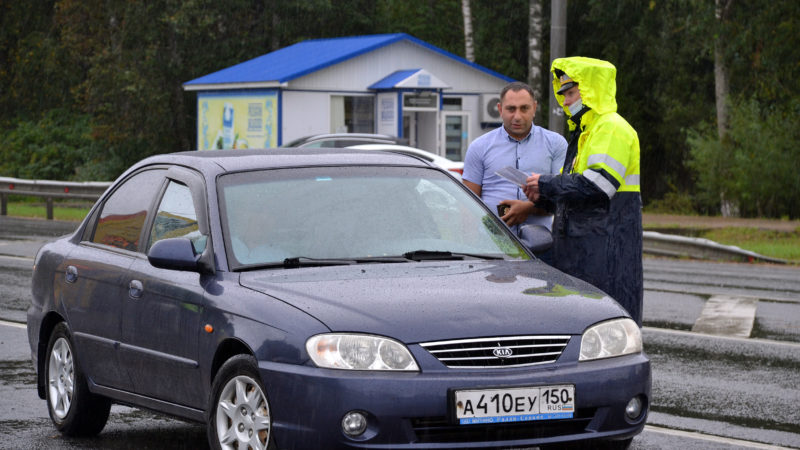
[{"x1": 524, "y1": 173, "x2": 541, "y2": 202}]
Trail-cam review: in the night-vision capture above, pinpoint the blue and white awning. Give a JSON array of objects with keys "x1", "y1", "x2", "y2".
[{"x1": 369, "y1": 69, "x2": 450, "y2": 90}]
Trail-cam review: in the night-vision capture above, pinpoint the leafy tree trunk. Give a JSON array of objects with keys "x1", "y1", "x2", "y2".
[
  {"x1": 527, "y1": 0, "x2": 544, "y2": 106},
  {"x1": 715, "y1": 0, "x2": 736, "y2": 216},
  {"x1": 462, "y1": 0, "x2": 474, "y2": 62}
]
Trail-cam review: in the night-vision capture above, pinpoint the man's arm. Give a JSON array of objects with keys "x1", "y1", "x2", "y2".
[
  {"x1": 463, "y1": 179, "x2": 482, "y2": 197},
  {"x1": 498, "y1": 199, "x2": 541, "y2": 226}
]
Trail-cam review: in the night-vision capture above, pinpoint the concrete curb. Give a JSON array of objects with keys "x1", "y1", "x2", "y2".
[
  {"x1": 0, "y1": 216, "x2": 78, "y2": 238},
  {"x1": 643, "y1": 231, "x2": 787, "y2": 264}
]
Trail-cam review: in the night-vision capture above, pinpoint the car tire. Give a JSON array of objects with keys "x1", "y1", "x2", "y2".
[
  {"x1": 44, "y1": 322, "x2": 111, "y2": 436},
  {"x1": 208, "y1": 354, "x2": 275, "y2": 450}
]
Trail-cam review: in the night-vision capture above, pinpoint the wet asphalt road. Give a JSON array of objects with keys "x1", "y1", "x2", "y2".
[{"x1": 1, "y1": 217, "x2": 799, "y2": 449}]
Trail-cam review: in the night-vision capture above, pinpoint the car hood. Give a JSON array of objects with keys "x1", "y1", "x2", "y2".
[{"x1": 239, "y1": 260, "x2": 629, "y2": 343}]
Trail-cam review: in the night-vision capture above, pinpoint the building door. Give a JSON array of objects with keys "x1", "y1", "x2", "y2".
[
  {"x1": 441, "y1": 112, "x2": 470, "y2": 161},
  {"x1": 402, "y1": 113, "x2": 416, "y2": 147}
]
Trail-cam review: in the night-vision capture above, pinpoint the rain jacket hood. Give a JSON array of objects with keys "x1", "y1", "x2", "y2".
[{"x1": 552, "y1": 57, "x2": 617, "y2": 117}]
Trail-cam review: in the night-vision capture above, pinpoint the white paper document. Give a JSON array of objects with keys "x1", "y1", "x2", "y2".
[{"x1": 494, "y1": 166, "x2": 529, "y2": 188}]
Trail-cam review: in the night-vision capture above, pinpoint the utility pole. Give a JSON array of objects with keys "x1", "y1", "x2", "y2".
[{"x1": 548, "y1": 0, "x2": 567, "y2": 135}]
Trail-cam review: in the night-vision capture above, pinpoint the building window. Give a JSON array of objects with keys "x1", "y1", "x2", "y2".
[
  {"x1": 442, "y1": 97, "x2": 462, "y2": 111},
  {"x1": 331, "y1": 95, "x2": 375, "y2": 133}
]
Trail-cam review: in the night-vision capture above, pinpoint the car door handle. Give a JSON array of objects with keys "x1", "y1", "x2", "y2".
[
  {"x1": 128, "y1": 280, "x2": 143, "y2": 299},
  {"x1": 65, "y1": 265, "x2": 78, "y2": 283}
]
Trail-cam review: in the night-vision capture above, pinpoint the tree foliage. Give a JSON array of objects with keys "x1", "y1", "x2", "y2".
[
  {"x1": 0, "y1": 0, "x2": 797, "y2": 217},
  {"x1": 0, "y1": 109, "x2": 94, "y2": 180},
  {"x1": 689, "y1": 96, "x2": 800, "y2": 219}
]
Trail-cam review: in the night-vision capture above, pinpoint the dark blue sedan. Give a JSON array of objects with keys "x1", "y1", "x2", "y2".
[{"x1": 27, "y1": 149, "x2": 650, "y2": 449}]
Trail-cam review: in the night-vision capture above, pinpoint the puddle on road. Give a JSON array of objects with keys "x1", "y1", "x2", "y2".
[
  {"x1": 651, "y1": 405, "x2": 800, "y2": 435},
  {"x1": 0, "y1": 360, "x2": 36, "y2": 385},
  {"x1": 0, "y1": 409, "x2": 208, "y2": 449},
  {"x1": 648, "y1": 340, "x2": 800, "y2": 438}
]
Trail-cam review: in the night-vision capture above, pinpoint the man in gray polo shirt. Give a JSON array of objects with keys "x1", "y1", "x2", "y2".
[{"x1": 463, "y1": 82, "x2": 567, "y2": 237}]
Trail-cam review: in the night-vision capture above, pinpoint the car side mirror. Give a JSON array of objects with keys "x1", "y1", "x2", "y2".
[
  {"x1": 518, "y1": 224, "x2": 553, "y2": 254},
  {"x1": 148, "y1": 237, "x2": 203, "y2": 272}
]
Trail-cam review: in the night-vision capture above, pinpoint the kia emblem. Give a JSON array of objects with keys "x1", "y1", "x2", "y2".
[{"x1": 493, "y1": 347, "x2": 513, "y2": 358}]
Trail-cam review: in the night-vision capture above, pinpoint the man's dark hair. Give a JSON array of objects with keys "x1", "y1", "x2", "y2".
[{"x1": 500, "y1": 81, "x2": 536, "y2": 102}]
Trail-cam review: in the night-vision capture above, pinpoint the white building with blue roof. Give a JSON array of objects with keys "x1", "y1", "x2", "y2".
[{"x1": 184, "y1": 33, "x2": 514, "y2": 160}]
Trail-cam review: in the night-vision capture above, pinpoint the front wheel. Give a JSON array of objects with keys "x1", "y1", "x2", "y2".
[
  {"x1": 208, "y1": 354, "x2": 275, "y2": 450},
  {"x1": 45, "y1": 322, "x2": 111, "y2": 436}
]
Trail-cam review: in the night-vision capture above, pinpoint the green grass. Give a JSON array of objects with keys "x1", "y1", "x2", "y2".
[
  {"x1": 5, "y1": 201, "x2": 90, "y2": 222},
  {"x1": 700, "y1": 227, "x2": 800, "y2": 263}
]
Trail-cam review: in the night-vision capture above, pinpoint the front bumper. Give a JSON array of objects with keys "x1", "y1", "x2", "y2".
[{"x1": 258, "y1": 349, "x2": 650, "y2": 449}]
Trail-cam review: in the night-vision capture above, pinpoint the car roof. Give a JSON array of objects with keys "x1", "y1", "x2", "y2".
[{"x1": 129, "y1": 148, "x2": 433, "y2": 177}]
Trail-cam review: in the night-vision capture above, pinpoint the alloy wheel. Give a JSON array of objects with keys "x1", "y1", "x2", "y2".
[
  {"x1": 214, "y1": 375, "x2": 271, "y2": 450},
  {"x1": 47, "y1": 337, "x2": 74, "y2": 420}
]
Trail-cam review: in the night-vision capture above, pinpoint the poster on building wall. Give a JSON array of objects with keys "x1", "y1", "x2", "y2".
[
  {"x1": 197, "y1": 91, "x2": 278, "y2": 150},
  {"x1": 376, "y1": 92, "x2": 398, "y2": 138}
]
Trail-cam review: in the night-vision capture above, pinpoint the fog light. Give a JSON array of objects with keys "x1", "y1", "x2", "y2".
[
  {"x1": 342, "y1": 411, "x2": 368, "y2": 437},
  {"x1": 625, "y1": 396, "x2": 643, "y2": 420}
]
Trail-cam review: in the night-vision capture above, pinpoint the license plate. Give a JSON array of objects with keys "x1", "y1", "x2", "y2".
[{"x1": 454, "y1": 385, "x2": 575, "y2": 425}]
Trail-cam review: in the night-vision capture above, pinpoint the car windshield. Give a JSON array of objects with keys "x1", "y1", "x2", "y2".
[{"x1": 218, "y1": 166, "x2": 528, "y2": 268}]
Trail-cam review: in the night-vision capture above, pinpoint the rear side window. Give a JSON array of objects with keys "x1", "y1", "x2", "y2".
[{"x1": 92, "y1": 170, "x2": 165, "y2": 251}]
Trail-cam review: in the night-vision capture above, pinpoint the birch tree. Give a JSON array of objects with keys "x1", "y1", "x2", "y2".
[
  {"x1": 715, "y1": 0, "x2": 736, "y2": 216},
  {"x1": 714, "y1": 0, "x2": 732, "y2": 140},
  {"x1": 527, "y1": 0, "x2": 544, "y2": 103},
  {"x1": 462, "y1": 0, "x2": 474, "y2": 62}
]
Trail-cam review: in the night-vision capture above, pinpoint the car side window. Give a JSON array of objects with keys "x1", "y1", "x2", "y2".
[
  {"x1": 148, "y1": 181, "x2": 205, "y2": 253},
  {"x1": 91, "y1": 170, "x2": 165, "y2": 251}
]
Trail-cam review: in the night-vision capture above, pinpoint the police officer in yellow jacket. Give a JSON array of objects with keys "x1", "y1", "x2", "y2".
[{"x1": 524, "y1": 57, "x2": 643, "y2": 326}]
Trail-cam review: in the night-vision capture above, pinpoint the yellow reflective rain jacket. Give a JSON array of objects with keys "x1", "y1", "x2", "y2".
[{"x1": 537, "y1": 57, "x2": 643, "y2": 325}]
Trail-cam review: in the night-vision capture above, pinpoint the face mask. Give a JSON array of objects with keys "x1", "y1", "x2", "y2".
[{"x1": 568, "y1": 99, "x2": 584, "y2": 116}]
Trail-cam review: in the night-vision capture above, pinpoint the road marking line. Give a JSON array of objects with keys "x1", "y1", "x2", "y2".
[
  {"x1": 0, "y1": 319, "x2": 26, "y2": 329},
  {"x1": 692, "y1": 295, "x2": 757, "y2": 338},
  {"x1": 645, "y1": 425, "x2": 793, "y2": 449}
]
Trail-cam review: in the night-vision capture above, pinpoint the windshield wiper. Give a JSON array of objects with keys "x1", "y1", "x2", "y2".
[
  {"x1": 238, "y1": 252, "x2": 502, "y2": 271},
  {"x1": 280, "y1": 256, "x2": 414, "y2": 268},
  {"x1": 402, "y1": 250, "x2": 504, "y2": 261},
  {"x1": 282, "y1": 257, "x2": 357, "y2": 268}
]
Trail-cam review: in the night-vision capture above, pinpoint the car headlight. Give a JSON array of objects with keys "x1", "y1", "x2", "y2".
[
  {"x1": 579, "y1": 318, "x2": 642, "y2": 361},
  {"x1": 306, "y1": 334, "x2": 420, "y2": 371}
]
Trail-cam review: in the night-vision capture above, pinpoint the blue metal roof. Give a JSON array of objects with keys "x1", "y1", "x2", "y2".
[{"x1": 184, "y1": 33, "x2": 512, "y2": 87}]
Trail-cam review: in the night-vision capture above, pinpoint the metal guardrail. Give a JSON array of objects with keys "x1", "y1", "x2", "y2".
[
  {"x1": 643, "y1": 231, "x2": 787, "y2": 264},
  {"x1": 0, "y1": 176, "x2": 789, "y2": 264},
  {"x1": 0, "y1": 176, "x2": 111, "y2": 220}
]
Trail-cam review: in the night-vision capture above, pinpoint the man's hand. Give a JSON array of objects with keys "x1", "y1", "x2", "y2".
[
  {"x1": 523, "y1": 173, "x2": 541, "y2": 202},
  {"x1": 498, "y1": 199, "x2": 536, "y2": 226}
]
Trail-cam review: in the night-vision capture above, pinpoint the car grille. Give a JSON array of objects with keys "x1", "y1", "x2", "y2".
[
  {"x1": 419, "y1": 335, "x2": 571, "y2": 368},
  {"x1": 410, "y1": 409, "x2": 596, "y2": 444}
]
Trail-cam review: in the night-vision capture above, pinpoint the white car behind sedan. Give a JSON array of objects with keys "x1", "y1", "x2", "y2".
[{"x1": 347, "y1": 144, "x2": 464, "y2": 181}]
